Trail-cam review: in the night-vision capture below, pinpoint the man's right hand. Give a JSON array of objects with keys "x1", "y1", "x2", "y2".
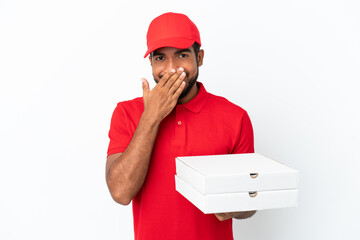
[
  {"x1": 106, "y1": 68, "x2": 186, "y2": 205},
  {"x1": 141, "y1": 67, "x2": 186, "y2": 122}
]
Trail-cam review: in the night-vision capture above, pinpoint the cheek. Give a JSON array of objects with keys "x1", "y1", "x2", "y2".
[
  {"x1": 151, "y1": 67, "x2": 162, "y2": 79},
  {"x1": 153, "y1": 64, "x2": 170, "y2": 78},
  {"x1": 185, "y1": 66, "x2": 197, "y2": 78},
  {"x1": 184, "y1": 62, "x2": 197, "y2": 74}
]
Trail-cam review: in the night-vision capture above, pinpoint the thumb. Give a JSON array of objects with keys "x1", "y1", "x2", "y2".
[{"x1": 141, "y1": 78, "x2": 149, "y2": 96}]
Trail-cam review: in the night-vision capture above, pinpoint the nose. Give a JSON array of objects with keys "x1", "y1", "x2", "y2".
[
  {"x1": 167, "y1": 58, "x2": 176, "y2": 71},
  {"x1": 158, "y1": 57, "x2": 179, "y2": 79}
]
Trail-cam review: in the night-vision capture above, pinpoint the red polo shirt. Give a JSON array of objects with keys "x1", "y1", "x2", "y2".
[{"x1": 108, "y1": 82, "x2": 254, "y2": 240}]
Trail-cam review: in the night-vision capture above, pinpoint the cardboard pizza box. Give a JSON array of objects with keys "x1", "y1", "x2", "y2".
[
  {"x1": 175, "y1": 153, "x2": 299, "y2": 213},
  {"x1": 176, "y1": 153, "x2": 299, "y2": 194}
]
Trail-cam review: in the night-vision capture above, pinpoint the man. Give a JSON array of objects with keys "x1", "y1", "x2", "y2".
[{"x1": 106, "y1": 12, "x2": 256, "y2": 240}]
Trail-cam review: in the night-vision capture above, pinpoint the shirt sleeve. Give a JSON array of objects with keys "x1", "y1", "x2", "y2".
[
  {"x1": 231, "y1": 111, "x2": 255, "y2": 154},
  {"x1": 107, "y1": 103, "x2": 132, "y2": 157}
]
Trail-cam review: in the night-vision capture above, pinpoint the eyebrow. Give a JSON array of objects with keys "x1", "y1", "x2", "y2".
[
  {"x1": 175, "y1": 48, "x2": 192, "y2": 54},
  {"x1": 152, "y1": 51, "x2": 165, "y2": 57},
  {"x1": 153, "y1": 48, "x2": 192, "y2": 56}
]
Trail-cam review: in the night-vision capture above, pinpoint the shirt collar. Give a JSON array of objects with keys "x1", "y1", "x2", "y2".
[{"x1": 179, "y1": 82, "x2": 208, "y2": 113}]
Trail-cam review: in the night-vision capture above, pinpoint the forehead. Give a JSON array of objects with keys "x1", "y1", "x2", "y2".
[{"x1": 152, "y1": 46, "x2": 194, "y2": 55}]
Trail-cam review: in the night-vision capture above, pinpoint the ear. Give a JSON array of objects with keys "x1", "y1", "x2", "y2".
[
  {"x1": 197, "y1": 49, "x2": 204, "y2": 67},
  {"x1": 149, "y1": 55, "x2": 152, "y2": 66}
]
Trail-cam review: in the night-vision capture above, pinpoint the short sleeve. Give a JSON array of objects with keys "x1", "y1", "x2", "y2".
[
  {"x1": 232, "y1": 111, "x2": 254, "y2": 154},
  {"x1": 107, "y1": 103, "x2": 132, "y2": 157}
]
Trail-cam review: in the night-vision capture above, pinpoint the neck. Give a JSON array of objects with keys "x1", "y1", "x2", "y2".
[{"x1": 177, "y1": 82, "x2": 199, "y2": 104}]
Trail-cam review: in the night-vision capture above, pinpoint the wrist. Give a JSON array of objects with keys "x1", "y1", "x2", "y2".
[{"x1": 140, "y1": 110, "x2": 161, "y2": 127}]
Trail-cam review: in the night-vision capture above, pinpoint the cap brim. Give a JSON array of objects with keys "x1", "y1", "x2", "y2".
[{"x1": 144, "y1": 37, "x2": 195, "y2": 58}]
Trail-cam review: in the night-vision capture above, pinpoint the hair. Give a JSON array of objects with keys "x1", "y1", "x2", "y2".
[
  {"x1": 192, "y1": 42, "x2": 201, "y2": 57},
  {"x1": 150, "y1": 42, "x2": 201, "y2": 59}
]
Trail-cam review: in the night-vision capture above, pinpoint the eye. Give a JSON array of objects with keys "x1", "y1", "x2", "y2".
[
  {"x1": 178, "y1": 53, "x2": 188, "y2": 58},
  {"x1": 154, "y1": 56, "x2": 164, "y2": 61}
]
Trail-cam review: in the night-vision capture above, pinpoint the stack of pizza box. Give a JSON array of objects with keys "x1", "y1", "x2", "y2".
[{"x1": 175, "y1": 153, "x2": 299, "y2": 214}]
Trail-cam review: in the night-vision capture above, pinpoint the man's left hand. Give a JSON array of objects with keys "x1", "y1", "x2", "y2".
[{"x1": 215, "y1": 210, "x2": 256, "y2": 221}]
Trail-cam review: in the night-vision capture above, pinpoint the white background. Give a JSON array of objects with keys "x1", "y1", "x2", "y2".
[{"x1": 1, "y1": 0, "x2": 359, "y2": 239}]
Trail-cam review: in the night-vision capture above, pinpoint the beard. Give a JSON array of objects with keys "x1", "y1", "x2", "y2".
[
  {"x1": 178, "y1": 70, "x2": 198, "y2": 99},
  {"x1": 153, "y1": 68, "x2": 199, "y2": 100}
]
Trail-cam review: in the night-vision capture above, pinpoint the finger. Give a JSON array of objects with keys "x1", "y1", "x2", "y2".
[
  {"x1": 215, "y1": 213, "x2": 226, "y2": 221},
  {"x1": 170, "y1": 71, "x2": 186, "y2": 94},
  {"x1": 172, "y1": 81, "x2": 186, "y2": 100},
  {"x1": 141, "y1": 78, "x2": 149, "y2": 96},
  {"x1": 157, "y1": 69, "x2": 176, "y2": 87},
  {"x1": 163, "y1": 67, "x2": 184, "y2": 90}
]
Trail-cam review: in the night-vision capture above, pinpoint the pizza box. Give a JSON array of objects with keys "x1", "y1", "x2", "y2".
[
  {"x1": 175, "y1": 175, "x2": 298, "y2": 213},
  {"x1": 175, "y1": 153, "x2": 299, "y2": 194},
  {"x1": 174, "y1": 153, "x2": 299, "y2": 213}
]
